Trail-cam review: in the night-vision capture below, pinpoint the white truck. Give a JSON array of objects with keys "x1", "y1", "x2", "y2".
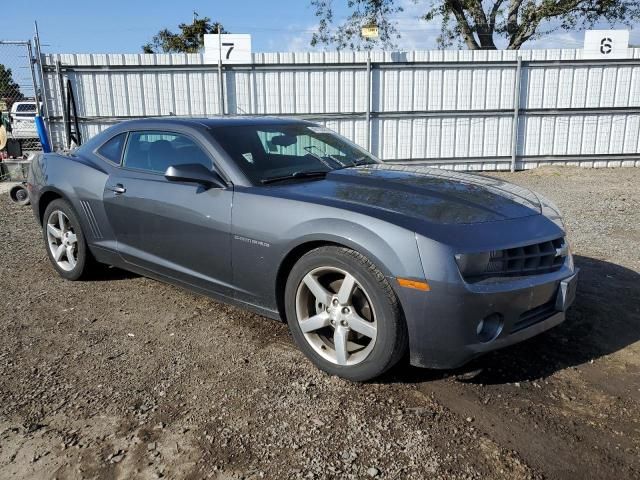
[{"x1": 9, "y1": 101, "x2": 42, "y2": 139}]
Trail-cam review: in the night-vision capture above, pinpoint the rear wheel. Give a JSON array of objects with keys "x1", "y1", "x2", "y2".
[
  {"x1": 285, "y1": 246, "x2": 407, "y2": 381},
  {"x1": 43, "y1": 199, "x2": 94, "y2": 280}
]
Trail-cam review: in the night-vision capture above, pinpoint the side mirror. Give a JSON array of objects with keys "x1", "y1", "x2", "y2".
[{"x1": 164, "y1": 163, "x2": 226, "y2": 189}]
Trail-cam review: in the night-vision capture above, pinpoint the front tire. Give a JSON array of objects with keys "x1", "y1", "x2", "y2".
[
  {"x1": 285, "y1": 246, "x2": 407, "y2": 382},
  {"x1": 42, "y1": 199, "x2": 94, "y2": 281}
]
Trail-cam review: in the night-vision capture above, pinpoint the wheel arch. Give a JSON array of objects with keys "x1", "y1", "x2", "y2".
[
  {"x1": 37, "y1": 188, "x2": 66, "y2": 225},
  {"x1": 275, "y1": 240, "x2": 344, "y2": 321},
  {"x1": 274, "y1": 228, "x2": 418, "y2": 321}
]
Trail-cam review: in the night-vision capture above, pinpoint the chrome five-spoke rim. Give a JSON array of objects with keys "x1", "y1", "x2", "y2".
[
  {"x1": 46, "y1": 210, "x2": 78, "y2": 272},
  {"x1": 296, "y1": 266, "x2": 377, "y2": 366}
]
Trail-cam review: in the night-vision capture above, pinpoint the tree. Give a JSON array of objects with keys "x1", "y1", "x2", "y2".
[
  {"x1": 311, "y1": 0, "x2": 640, "y2": 50},
  {"x1": 311, "y1": 0, "x2": 402, "y2": 50},
  {"x1": 142, "y1": 14, "x2": 227, "y2": 53},
  {"x1": 0, "y1": 64, "x2": 23, "y2": 102}
]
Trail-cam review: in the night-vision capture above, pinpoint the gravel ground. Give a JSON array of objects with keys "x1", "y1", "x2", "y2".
[{"x1": 0, "y1": 166, "x2": 639, "y2": 480}]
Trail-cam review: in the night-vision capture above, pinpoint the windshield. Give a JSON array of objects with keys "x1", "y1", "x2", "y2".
[{"x1": 209, "y1": 123, "x2": 379, "y2": 185}]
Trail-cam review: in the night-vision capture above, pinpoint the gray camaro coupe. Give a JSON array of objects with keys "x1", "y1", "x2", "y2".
[{"x1": 28, "y1": 117, "x2": 578, "y2": 381}]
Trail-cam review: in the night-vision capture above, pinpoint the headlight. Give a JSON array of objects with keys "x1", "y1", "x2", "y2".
[
  {"x1": 566, "y1": 244, "x2": 574, "y2": 271},
  {"x1": 454, "y1": 252, "x2": 491, "y2": 277}
]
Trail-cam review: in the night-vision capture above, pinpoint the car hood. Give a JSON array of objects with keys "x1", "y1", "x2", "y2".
[{"x1": 271, "y1": 164, "x2": 542, "y2": 225}]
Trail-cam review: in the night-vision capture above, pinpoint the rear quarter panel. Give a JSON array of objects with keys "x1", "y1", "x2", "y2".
[{"x1": 29, "y1": 152, "x2": 115, "y2": 255}]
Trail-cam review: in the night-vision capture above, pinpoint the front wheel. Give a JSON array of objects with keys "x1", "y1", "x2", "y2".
[
  {"x1": 285, "y1": 246, "x2": 407, "y2": 381},
  {"x1": 42, "y1": 199, "x2": 94, "y2": 281}
]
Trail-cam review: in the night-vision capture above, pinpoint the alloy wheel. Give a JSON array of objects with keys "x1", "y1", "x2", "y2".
[
  {"x1": 46, "y1": 210, "x2": 78, "y2": 272},
  {"x1": 295, "y1": 266, "x2": 377, "y2": 366}
]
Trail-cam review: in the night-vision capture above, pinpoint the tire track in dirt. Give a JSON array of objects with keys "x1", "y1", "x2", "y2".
[{"x1": 421, "y1": 375, "x2": 639, "y2": 479}]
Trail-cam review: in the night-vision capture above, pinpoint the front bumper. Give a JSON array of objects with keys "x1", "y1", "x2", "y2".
[{"x1": 399, "y1": 258, "x2": 578, "y2": 370}]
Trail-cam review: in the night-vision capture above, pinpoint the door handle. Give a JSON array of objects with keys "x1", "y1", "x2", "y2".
[{"x1": 107, "y1": 184, "x2": 126, "y2": 194}]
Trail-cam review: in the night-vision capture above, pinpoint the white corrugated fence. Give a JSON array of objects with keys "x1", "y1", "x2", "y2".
[{"x1": 41, "y1": 48, "x2": 640, "y2": 170}]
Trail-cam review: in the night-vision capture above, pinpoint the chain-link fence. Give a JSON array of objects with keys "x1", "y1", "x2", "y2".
[{"x1": 0, "y1": 40, "x2": 41, "y2": 181}]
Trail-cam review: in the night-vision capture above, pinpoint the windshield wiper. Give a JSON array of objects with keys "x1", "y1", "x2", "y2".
[
  {"x1": 303, "y1": 146, "x2": 346, "y2": 168},
  {"x1": 350, "y1": 155, "x2": 372, "y2": 166},
  {"x1": 261, "y1": 170, "x2": 329, "y2": 185},
  {"x1": 302, "y1": 145, "x2": 375, "y2": 168}
]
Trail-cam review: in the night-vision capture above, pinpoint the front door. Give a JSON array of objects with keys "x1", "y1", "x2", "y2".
[{"x1": 102, "y1": 130, "x2": 234, "y2": 296}]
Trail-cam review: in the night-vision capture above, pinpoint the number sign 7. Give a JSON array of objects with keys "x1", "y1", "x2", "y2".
[{"x1": 222, "y1": 42, "x2": 234, "y2": 60}]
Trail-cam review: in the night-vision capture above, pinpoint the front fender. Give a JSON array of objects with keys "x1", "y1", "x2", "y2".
[
  {"x1": 281, "y1": 218, "x2": 423, "y2": 281},
  {"x1": 231, "y1": 189, "x2": 426, "y2": 312}
]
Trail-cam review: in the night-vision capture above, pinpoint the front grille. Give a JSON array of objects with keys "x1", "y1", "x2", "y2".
[
  {"x1": 481, "y1": 237, "x2": 566, "y2": 279},
  {"x1": 512, "y1": 299, "x2": 557, "y2": 333}
]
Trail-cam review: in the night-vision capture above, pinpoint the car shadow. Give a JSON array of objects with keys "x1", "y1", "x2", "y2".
[
  {"x1": 86, "y1": 265, "x2": 140, "y2": 282},
  {"x1": 381, "y1": 255, "x2": 640, "y2": 385}
]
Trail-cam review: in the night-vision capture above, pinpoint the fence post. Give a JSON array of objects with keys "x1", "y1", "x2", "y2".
[
  {"x1": 26, "y1": 41, "x2": 40, "y2": 116},
  {"x1": 55, "y1": 61, "x2": 69, "y2": 150},
  {"x1": 217, "y1": 34, "x2": 225, "y2": 115},
  {"x1": 510, "y1": 55, "x2": 523, "y2": 172},
  {"x1": 365, "y1": 51, "x2": 372, "y2": 152},
  {"x1": 34, "y1": 21, "x2": 53, "y2": 149}
]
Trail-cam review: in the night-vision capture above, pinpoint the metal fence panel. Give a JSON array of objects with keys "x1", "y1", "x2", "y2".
[{"x1": 40, "y1": 48, "x2": 640, "y2": 169}]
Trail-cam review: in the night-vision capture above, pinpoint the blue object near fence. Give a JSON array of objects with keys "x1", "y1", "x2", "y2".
[{"x1": 35, "y1": 115, "x2": 51, "y2": 153}]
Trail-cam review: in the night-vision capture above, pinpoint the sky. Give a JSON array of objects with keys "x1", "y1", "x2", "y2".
[{"x1": 3, "y1": 0, "x2": 639, "y2": 54}]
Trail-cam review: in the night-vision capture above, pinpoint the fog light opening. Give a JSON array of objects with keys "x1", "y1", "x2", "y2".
[{"x1": 477, "y1": 313, "x2": 503, "y2": 343}]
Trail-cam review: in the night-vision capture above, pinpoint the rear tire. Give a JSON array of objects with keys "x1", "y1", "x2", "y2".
[
  {"x1": 285, "y1": 246, "x2": 407, "y2": 382},
  {"x1": 42, "y1": 199, "x2": 94, "y2": 281}
]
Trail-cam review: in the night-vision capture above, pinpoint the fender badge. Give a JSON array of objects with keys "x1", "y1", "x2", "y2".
[{"x1": 234, "y1": 235, "x2": 270, "y2": 248}]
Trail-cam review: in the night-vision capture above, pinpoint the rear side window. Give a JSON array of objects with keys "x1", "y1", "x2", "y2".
[
  {"x1": 12, "y1": 103, "x2": 37, "y2": 118},
  {"x1": 96, "y1": 133, "x2": 127, "y2": 165},
  {"x1": 122, "y1": 131, "x2": 212, "y2": 174}
]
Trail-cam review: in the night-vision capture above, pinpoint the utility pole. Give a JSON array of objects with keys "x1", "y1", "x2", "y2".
[{"x1": 361, "y1": 24, "x2": 379, "y2": 153}]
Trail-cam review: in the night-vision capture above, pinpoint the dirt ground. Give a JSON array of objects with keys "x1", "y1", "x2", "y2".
[{"x1": 0, "y1": 166, "x2": 639, "y2": 480}]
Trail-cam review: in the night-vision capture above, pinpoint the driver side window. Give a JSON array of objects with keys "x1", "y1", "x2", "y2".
[{"x1": 123, "y1": 131, "x2": 213, "y2": 174}]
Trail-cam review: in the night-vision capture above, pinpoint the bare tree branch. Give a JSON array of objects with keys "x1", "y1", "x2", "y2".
[
  {"x1": 489, "y1": 0, "x2": 507, "y2": 29},
  {"x1": 446, "y1": 0, "x2": 481, "y2": 49}
]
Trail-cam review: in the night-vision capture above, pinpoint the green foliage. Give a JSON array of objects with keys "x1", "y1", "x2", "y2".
[
  {"x1": 0, "y1": 64, "x2": 23, "y2": 103},
  {"x1": 142, "y1": 16, "x2": 227, "y2": 53},
  {"x1": 311, "y1": 0, "x2": 640, "y2": 50},
  {"x1": 311, "y1": 0, "x2": 402, "y2": 50}
]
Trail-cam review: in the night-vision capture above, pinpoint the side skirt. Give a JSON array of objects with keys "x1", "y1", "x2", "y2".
[{"x1": 89, "y1": 245, "x2": 282, "y2": 322}]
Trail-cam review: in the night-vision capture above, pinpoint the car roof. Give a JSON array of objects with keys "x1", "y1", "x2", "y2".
[{"x1": 114, "y1": 116, "x2": 314, "y2": 129}]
